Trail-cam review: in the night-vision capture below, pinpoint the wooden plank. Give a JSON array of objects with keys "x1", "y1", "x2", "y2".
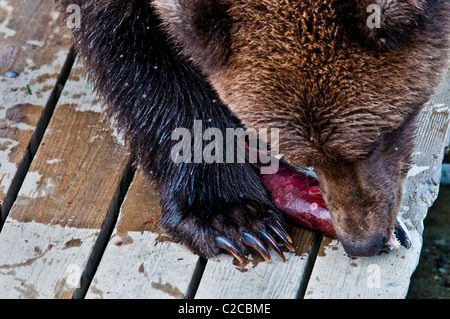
[
  {"x1": 0, "y1": 62, "x2": 130, "y2": 298},
  {"x1": 194, "y1": 226, "x2": 316, "y2": 299},
  {"x1": 304, "y1": 63, "x2": 450, "y2": 299},
  {"x1": 304, "y1": 233, "x2": 424, "y2": 299},
  {"x1": 89, "y1": 172, "x2": 318, "y2": 299},
  {"x1": 0, "y1": 0, "x2": 72, "y2": 218},
  {"x1": 85, "y1": 170, "x2": 201, "y2": 299}
]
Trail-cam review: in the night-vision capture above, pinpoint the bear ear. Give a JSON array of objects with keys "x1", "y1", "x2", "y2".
[
  {"x1": 338, "y1": 0, "x2": 435, "y2": 49},
  {"x1": 153, "y1": 0, "x2": 232, "y2": 70}
]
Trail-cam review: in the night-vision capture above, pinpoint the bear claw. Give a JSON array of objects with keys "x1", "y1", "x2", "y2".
[
  {"x1": 216, "y1": 236, "x2": 245, "y2": 263},
  {"x1": 243, "y1": 232, "x2": 272, "y2": 262},
  {"x1": 215, "y1": 222, "x2": 294, "y2": 263},
  {"x1": 259, "y1": 230, "x2": 286, "y2": 262},
  {"x1": 268, "y1": 222, "x2": 295, "y2": 252}
]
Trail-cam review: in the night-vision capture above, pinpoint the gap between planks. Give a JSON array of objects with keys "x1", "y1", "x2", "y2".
[
  {"x1": 74, "y1": 159, "x2": 136, "y2": 299},
  {"x1": 0, "y1": 47, "x2": 75, "y2": 226},
  {"x1": 295, "y1": 232, "x2": 323, "y2": 299},
  {"x1": 0, "y1": 57, "x2": 131, "y2": 298}
]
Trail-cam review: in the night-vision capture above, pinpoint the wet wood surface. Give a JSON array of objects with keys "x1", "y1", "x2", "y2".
[{"x1": 0, "y1": 0, "x2": 449, "y2": 299}]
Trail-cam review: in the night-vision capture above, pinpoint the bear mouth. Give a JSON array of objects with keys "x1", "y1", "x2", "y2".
[{"x1": 382, "y1": 218, "x2": 412, "y2": 252}]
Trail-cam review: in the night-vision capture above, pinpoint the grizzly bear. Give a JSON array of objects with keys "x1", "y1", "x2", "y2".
[{"x1": 56, "y1": 0, "x2": 449, "y2": 258}]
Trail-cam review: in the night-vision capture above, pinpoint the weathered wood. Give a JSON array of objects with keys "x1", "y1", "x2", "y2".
[
  {"x1": 1, "y1": 0, "x2": 447, "y2": 300},
  {"x1": 87, "y1": 170, "x2": 318, "y2": 299},
  {"x1": 304, "y1": 63, "x2": 450, "y2": 299},
  {"x1": 88, "y1": 61, "x2": 449, "y2": 299},
  {"x1": 0, "y1": 0, "x2": 72, "y2": 219},
  {"x1": 0, "y1": 63, "x2": 130, "y2": 298},
  {"x1": 194, "y1": 226, "x2": 317, "y2": 299},
  {"x1": 85, "y1": 170, "x2": 201, "y2": 299}
]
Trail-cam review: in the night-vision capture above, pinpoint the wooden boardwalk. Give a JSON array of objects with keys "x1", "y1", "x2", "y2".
[{"x1": 0, "y1": 1, "x2": 449, "y2": 299}]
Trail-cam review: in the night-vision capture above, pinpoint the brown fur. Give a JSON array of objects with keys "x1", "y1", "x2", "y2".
[
  {"x1": 156, "y1": 0, "x2": 449, "y2": 255},
  {"x1": 56, "y1": 0, "x2": 449, "y2": 257}
]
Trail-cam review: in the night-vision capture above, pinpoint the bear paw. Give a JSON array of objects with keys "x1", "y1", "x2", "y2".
[{"x1": 160, "y1": 200, "x2": 294, "y2": 263}]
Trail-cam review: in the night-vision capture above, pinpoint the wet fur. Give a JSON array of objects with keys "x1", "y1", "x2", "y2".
[
  {"x1": 56, "y1": 0, "x2": 449, "y2": 257},
  {"x1": 55, "y1": 0, "x2": 284, "y2": 258}
]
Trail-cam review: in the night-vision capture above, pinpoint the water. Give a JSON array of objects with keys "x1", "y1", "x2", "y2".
[{"x1": 407, "y1": 179, "x2": 450, "y2": 298}]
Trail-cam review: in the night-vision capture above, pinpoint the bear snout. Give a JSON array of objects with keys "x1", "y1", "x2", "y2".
[
  {"x1": 313, "y1": 158, "x2": 405, "y2": 258},
  {"x1": 339, "y1": 233, "x2": 390, "y2": 257}
]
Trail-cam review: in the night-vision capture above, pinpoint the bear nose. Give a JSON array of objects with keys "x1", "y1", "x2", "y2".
[{"x1": 340, "y1": 236, "x2": 387, "y2": 257}]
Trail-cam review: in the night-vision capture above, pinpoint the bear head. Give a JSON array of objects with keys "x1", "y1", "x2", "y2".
[{"x1": 154, "y1": 0, "x2": 449, "y2": 256}]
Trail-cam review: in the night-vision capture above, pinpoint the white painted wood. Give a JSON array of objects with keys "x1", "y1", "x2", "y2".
[
  {"x1": 195, "y1": 226, "x2": 315, "y2": 299},
  {"x1": 86, "y1": 230, "x2": 200, "y2": 299},
  {"x1": 304, "y1": 63, "x2": 450, "y2": 299},
  {"x1": 0, "y1": 65, "x2": 130, "y2": 298},
  {"x1": 0, "y1": 0, "x2": 72, "y2": 215},
  {"x1": 86, "y1": 172, "x2": 200, "y2": 299},
  {"x1": 2, "y1": 0, "x2": 447, "y2": 300},
  {"x1": 0, "y1": 220, "x2": 100, "y2": 298},
  {"x1": 304, "y1": 232, "x2": 423, "y2": 299}
]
